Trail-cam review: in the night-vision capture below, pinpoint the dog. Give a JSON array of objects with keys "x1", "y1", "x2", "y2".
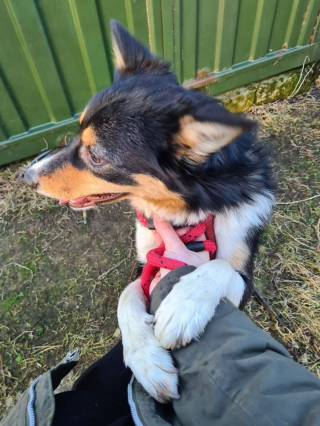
[{"x1": 24, "y1": 21, "x2": 274, "y2": 403}]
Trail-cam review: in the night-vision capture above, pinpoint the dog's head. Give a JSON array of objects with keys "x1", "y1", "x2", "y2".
[{"x1": 25, "y1": 21, "x2": 255, "y2": 223}]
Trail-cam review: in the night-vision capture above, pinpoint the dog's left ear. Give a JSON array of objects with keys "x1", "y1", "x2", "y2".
[
  {"x1": 175, "y1": 104, "x2": 256, "y2": 163},
  {"x1": 110, "y1": 20, "x2": 169, "y2": 77}
]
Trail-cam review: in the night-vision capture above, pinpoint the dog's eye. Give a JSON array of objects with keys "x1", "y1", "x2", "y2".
[
  {"x1": 91, "y1": 153, "x2": 101, "y2": 164},
  {"x1": 89, "y1": 149, "x2": 101, "y2": 164}
]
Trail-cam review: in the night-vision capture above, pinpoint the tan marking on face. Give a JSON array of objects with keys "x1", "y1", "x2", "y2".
[
  {"x1": 79, "y1": 107, "x2": 87, "y2": 124},
  {"x1": 38, "y1": 164, "x2": 134, "y2": 200},
  {"x1": 132, "y1": 174, "x2": 187, "y2": 215},
  {"x1": 175, "y1": 115, "x2": 243, "y2": 163},
  {"x1": 228, "y1": 243, "x2": 250, "y2": 270},
  {"x1": 82, "y1": 126, "x2": 96, "y2": 146}
]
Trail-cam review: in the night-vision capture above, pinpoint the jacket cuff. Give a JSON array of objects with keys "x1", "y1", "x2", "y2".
[{"x1": 149, "y1": 265, "x2": 196, "y2": 315}]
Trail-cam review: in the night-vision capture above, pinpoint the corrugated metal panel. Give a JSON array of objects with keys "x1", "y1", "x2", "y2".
[{"x1": 0, "y1": 0, "x2": 319, "y2": 165}]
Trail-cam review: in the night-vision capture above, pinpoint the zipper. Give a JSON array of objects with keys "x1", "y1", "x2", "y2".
[
  {"x1": 27, "y1": 377, "x2": 40, "y2": 426},
  {"x1": 128, "y1": 375, "x2": 144, "y2": 426},
  {"x1": 25, "y1": 349, "x2": 80, "y2": 426}
]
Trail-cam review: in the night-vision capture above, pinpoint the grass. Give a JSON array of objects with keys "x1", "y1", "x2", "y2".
[
  {"x1": 0, "y1": 191, "x2": 136, "y2": 414},
  {"x1": 0, "y1": 87, "x2": 319, "y2": 416},
  {"x1": 246, "y1": 87, "x2": 320, "y2": 373}
]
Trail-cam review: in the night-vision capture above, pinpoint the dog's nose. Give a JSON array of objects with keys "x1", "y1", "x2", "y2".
[{"x1": 24, "y1": 168, "x2": 39, "y2": 190}]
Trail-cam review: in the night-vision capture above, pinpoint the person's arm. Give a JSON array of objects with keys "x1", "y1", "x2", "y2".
[
  {"x1": 130, "y1": 266, "x2": 320, "y2": 426},
  {"x1": 129, "y1": 219, "x2": 320, "y2": 426}
]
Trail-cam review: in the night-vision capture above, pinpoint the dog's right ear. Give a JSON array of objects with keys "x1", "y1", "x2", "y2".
[{"x1": 110, "y1": 20, "x2": 169, "y2": 77}]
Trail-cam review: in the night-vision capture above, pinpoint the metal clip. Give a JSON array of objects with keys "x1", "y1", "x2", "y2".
[{"x1": 147, "y1": 218, "x2": 155, "y2": 230}]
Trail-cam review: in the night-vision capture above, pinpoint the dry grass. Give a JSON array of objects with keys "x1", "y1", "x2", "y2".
[
  {"x1": 0, "y1": 164, "x2": 55, "y2": 218},
  {"x1": 0, "y1": 87, "x2": 319, "y2": 416},
  {"x1": 246, "y1": 88, "x2": 320, "y2": 374}
]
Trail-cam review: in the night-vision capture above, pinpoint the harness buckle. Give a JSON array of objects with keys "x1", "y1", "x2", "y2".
[{"x1": 147, "y1": 219, "x2": 155, "y2": 230}]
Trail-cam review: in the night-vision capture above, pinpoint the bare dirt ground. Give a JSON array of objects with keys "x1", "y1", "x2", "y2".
[{"x1": 0, "y1": 88, "x2": 319, "y2": 416}]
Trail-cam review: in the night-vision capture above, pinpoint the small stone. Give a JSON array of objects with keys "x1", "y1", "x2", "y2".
[
  {"x1": 113, "y1": 328, "x2": 121, "y2": 338},
  {"x1": 5, "y1": 396, "x2": 14, "y2": 409}
]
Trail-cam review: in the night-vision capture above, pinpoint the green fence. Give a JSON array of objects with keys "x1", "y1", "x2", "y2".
[{"x1": 1, "y1": 0, "x2": 320, "y2": 166}]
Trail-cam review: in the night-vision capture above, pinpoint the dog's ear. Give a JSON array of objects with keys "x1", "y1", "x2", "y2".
[
  {"x1": 175, "y1": 104, "x2": 256, "y2": 163},
  {"x1": 110, "y1": 20, "x2": 169, "y2": 77}
]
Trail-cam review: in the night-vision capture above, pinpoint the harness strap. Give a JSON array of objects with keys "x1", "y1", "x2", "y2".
[{"x1": 137, "y1": 212, "x2": 216, "y2": 299}]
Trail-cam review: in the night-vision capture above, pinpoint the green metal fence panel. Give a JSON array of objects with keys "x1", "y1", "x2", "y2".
[{"x1": 0, "y1": 0, "x2": 319, "y2": 165}]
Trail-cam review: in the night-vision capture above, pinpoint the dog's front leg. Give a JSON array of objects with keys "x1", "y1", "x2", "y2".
[
  {"x1": 117, "y1": 279, "x2": 179, "y2": 403},
  {"x1": 153, "y1": 260, "x2": 245, "y2": 350}
]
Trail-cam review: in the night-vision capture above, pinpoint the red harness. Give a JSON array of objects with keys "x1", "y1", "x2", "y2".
[{"x1": 137, "y1": 211, "x2": 217, "y2": 298}]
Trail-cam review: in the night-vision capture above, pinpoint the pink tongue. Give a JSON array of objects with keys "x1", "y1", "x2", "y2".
[
  {"x1": 59, "y1": 194, "x2": 119, "y2": 206},
  {"x1": 59, "y1": 196, "x2": 90, "y2": 205},
  {"x1": 59, "y1": 195, "x2": 97, "y2": 206}
]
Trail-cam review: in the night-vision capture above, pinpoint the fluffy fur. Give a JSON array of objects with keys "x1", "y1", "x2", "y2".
[
  {"x1": 153, "y1": 260, "x2": 246, "y2": 349},
  {"x1": 24, "y1": 21, "x2": 274, "y2": 403}
]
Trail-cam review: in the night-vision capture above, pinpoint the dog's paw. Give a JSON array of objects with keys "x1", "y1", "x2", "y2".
[
  {"x1": 124, "y1": 327, "x2": 179, "y2": 403},
  {"x1": 118, "y1": 280, "x2": 179, "y2": 403},
  {"x1": 153, "y1": 282, "x2": 216, "y2": 350},
  {"x1": 154, "y1": 260, "x2": 244, "y2": 350}
]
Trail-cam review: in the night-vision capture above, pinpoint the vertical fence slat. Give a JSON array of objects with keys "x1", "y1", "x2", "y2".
[
  {"x1": 68, "y1": 0, "x2": 112, "y2": 94},
  {"x1": 214, "y1": 0, "x2": 240, "y2": 71},
  {"x1": 0, "y1": 119, "x2": 7, "y2": 141},
  {"x1": 0, "y1": 74, "x2": 27, "y2": 137},
  {"x1": 68, "y1": 0, "x2": 97, "y2": 96},
  {"x1": 37, "y1": 0, "x2": 97, "y2": 114},
  {"x1": 161, "y1": 0, "x2": 175, "y2": 64},
  {"x1": 95, "y1": 0, "x2": 127, "y2": 84},
  {"x1": 0, "y1": 1, "x2": 50, "y2": 127},
  {"x1": 269, "y1": 0, "x2": 295, "y2": 52},
  {"x1": 101, "y1": 0, "x2": 127, "y2": 27},
  {"x1": 146, "y1": 0, "x2": 164, "y2": 56},
  {"x1": 233, "y1": 0, "x2": 278, "y2": 63},
  {"x1": 181, "y1": 0, "x2": 198, "y2": 81},
  {"x1": 125, "y1": 0, "x2": 149, "y2": 45},
  {"x1": 233, "y1": 0, "x2": 259, "y2": 64},
  {"x1": 173, "y1": 0, "x2": 182, "y2": 82},
  {"x1": 98, "y1": 0, "x2": 149, "y2": 66},
  {"x1": 250, "y1": 0, "x2": 278, "y2": 60},
  {"x1": 285, "y1": 0, "x2": 310, "y2": 48},
  {"x1": 316, "y1": 21, "x2": 320, "y2": 42},
  {"x1": 197, "y1": 0, "x2": 217, "y2": 73},
  {"x1": 5, "y1": 0, "x2": 72, "y2": 123},
  {"x1": 298, "y1": 0, "x2": 320, "y2": 45}
]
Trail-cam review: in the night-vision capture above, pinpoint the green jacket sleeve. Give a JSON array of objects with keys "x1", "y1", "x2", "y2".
[
  {"x1": 0, "y1": 350, "x2": 80, "y2": 426},
  {"x1": 130, "y1": 266, "x2": 320, "y2": 426}
]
